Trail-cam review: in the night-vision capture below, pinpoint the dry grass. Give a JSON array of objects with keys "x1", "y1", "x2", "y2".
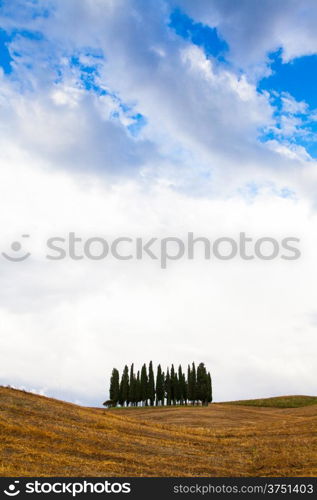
[{"x1": 0, "y1": 387, "x2": 316, "y2": 477}]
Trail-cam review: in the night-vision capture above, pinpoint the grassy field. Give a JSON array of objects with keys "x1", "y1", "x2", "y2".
[
  {"x1": 0, "y1": 387, "x2": 316, "y2": 477},
  {"x1": 222, "y1": 395, "x2": 317, "y2": 408}
]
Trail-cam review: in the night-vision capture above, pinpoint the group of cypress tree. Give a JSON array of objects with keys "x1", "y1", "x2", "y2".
[{"x1": 104, "y1": 362, "x2": 212, "y2": 407}]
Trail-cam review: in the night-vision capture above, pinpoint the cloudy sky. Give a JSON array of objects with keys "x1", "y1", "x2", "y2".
[{"x1": 0, "y1": 0, "x2": 316, "y2": 405}]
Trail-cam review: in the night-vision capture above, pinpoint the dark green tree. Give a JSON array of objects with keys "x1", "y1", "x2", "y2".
[
  {"x1": 188, "y1": 362, "x2": 197, "y2": 405},
  {"x1": 148, "y1": 361, "x2": 155, "y2": 406},
  {"x1": 135, "y1": 370, "x2": 141, "y2": 406},
  {"x1": 140, "y1": 363, "x2": 148, "y2": 406},
  {"x1": 119, "y1": 365, "x2": 130, "y2": 407},
  {"x1": 161, "y1": 371, "x2": 165, "y2": 405},
  {"x1": 178, "y1": 365, "x2": 185, "y2": 405},
  {"x1": 182, "y1": 371, "x2": 188, "y2": 405},
  {"x1": 170, "y1": 364, "x2": 176, "y2": 405},
  {"x1": 191, "y1": 363, "x2": 197, "y2": 405},
  {"x1": 207, "y1": 372, "x2": 212, "y2": 404},
  {"x1": 187, "y1": 364, "x2": 192, "y2": 404},
  {"x1": 165, "y1": 367, "x2": 171, "y2": 406},
  {"x1": 197, "y1": 362, "x2": 208, "y2": 405},
  {"x1": 109, "y1": 368, "x2": 120, "y2": 407},
  {"x1": 129, "y1": 363, "x2": 136, "y2": 406},
  {"x1": 155, "y1": 364, "x2": 164, "y2": 406}
]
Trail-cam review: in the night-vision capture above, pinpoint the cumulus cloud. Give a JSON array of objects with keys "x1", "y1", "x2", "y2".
[
  {"x1": 177, "y1": 0, "x2": 317, "y2": 67},
  {"x1": 1, "y1": 0, "x2": 316, "y2": 196},
  {"x1": 0, "y1": 0, "x2": 307, "y2": 188}
]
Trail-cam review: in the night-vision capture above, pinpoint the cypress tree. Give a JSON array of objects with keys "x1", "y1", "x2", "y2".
[
  {"x1": 165, "y1": 368, "x2": 171, "y2": 406},
  {"x1": 140, "y1": 363, "x2": 148, "y2": 406},
  {"x1": 170, "y1": 364, "x2": 176, "y2": 405},
  {"x1": 182, "y1": 371, "x2": 188, "y2": 405},
  {"x1": 156, "y1": 364, "x2": 164, "y2": 406},
  {"x1": 109, "y1": 368, "x2": 120, "y2": 407},
  {"x1": 135, "y1": 370, "x2": 141, "y2": 407},
  {"x1": 196, "y1": 362, "x2": 203, "y2": 403},
  {"x1": 129, "y1": 363, "x2": 135, "y2": 406},
  {"x1": 132, "y1": 375, "x2": 138, "y2": 406},
  {"x1": 197, "y1": 362, "x2": 208, "y2": 405},
  {"x1": 148, "y1": 361, "x2": 155, "y2": 406},
  {"x1": 207, "y1": 372, "x2": 212, "y2": 404},
  {"x1": 187, "y1": 364, "x2": 192, "y2": 404},
  {"x1": 118, "y1": 377, "x2": 124, "y2": 406},
  {"x1": 161, "y1": 371, "x2": 165, "y2": 405},
  {"x1": 178, "y1": 365, "x2": 184, "y2": 405},
  {"x1": 191, "y1": 362, "x2": 197, "y2": 405},
  {"x1": 119, "y1": 365, "x2": 130, "y2": 406}
]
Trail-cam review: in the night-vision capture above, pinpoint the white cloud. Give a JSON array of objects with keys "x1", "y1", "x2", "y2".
[
  {"x1": 281, "y1": 93, "x2": 308, "y2": 115},
  {"x1": 1, "y1": 0, "x2": 314, "y2": 191},
  {"x1": 177, "y1": 0, "x2": 317, "y2": 67},
  {"x1": 0, "y1": 146, "x2": 316, "y2": 404}
]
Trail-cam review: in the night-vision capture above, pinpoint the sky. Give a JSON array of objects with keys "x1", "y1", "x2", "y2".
[{"x1": 0, "y1": 0, "x2": 316, "y2": 405}]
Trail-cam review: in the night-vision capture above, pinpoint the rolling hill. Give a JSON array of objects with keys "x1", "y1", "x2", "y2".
[
  {"x1": 222, "y1": 395, "x2": 317, "y2": 408},
  {"x1": 0, "y1": 387, "x2": 316, "y2": 477}
]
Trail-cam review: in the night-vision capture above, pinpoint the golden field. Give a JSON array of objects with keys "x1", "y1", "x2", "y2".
[{"x1": 0, "y1": 387, "x2": 316, "y2": 477}]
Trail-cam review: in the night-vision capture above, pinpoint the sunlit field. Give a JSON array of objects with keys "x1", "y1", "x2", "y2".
[{"x1": 0, "y1": 387, "x2": 316, "y2": 477}]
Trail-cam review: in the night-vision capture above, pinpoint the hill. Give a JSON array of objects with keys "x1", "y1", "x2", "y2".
[
  {"x1": 0, "y1": 387, "x2": 316, "y2": 477},
  {"x1": 222, "y1": 395, "x2": 317, "y2": 408}
]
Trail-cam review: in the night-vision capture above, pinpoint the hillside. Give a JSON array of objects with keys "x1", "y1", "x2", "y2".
[
  {"x1": 0, "y1": 387, "x2": 316, "y2": 477},
  {"x1": 222, "y1": 395, "x2": 317, "y2": 408}
]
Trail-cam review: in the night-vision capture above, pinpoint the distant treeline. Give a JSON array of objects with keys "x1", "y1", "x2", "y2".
[{"x1": 104, "y1": 362, "x2": 212, "y2": 407}]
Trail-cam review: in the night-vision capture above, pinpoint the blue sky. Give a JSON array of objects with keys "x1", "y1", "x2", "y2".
[
  {"x1": 259, "y1": 50, "x2": 317, "y2": 157},
  {"x1": 0, "y1": 28, "x2": 12, "y2": 73},
  {"x1": 0, "y1": 0, "x2": 317, "y2": 405},
  {"x1": 260, "y1": 50, "x2": 317, "y2": 109},
  {"x1": 169, "y1": 8, "x2": 228, "y2": 60}
]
